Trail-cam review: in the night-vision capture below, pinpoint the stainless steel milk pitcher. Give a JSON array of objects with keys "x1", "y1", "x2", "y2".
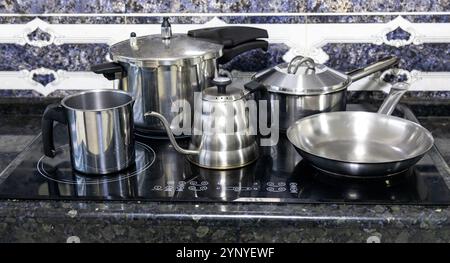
[{"x1": 42, "y1": 90, "x2": 135, "y2": 175}]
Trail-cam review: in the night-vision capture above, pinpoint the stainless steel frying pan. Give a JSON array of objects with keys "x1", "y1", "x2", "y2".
[{"x1": 286, "y1": 83, "x2": 434, "y2": 177}]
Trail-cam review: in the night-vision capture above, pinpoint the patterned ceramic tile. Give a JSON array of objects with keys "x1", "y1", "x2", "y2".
[
  {"x1": 405, "y1": 15, "x2": 450, "y2": 23},
  {"x1": 0, "y1": 0, "x2": 126, "y2": 14},
  {"x1": 32, "y1": 73, "x2": 56, "y2": 86},
  {"x1": 2, "y1": 14, "x2": 446, "y2": 25},
  {"x1": 208, "y1": 0, "x2": 307, "y2": 13},
  {"x1": 125, "y1": 16, "x2": 211, "y2": 24},
  {"x1": 222, "y1": 43, "x2": 289, "y2": 72},
  {"x1": 27, "y1": 28, "x2": 52, "y2": 42},
  {"x1": 39, "y1": 16, "x2": 126, "y2": 24},
  {"x1": 306, "y1": 15, "x2": 450, "y2": 23},
  {"x1": 385, "y1": 27, "x2": 411, "y2": 41},
  {"x1": 1, "y1": 0, "x2": 449, "y2": 14},
  {"x1": 306, "y1": 15, "x2": 398, "y2": 23},
  {"x1": 0, "y1": 16, "x2": 37, "y2": 24},
  {"x1": 0, "y1": 90, "x2": 42, "y2": 97},
  {"x1": 307, "y1": 0, "x2": 450, "y2": 12},
  {"x1": 322, "y1": 43, "x2": 450, "y2": 72},
  {"x1": 221, "y1": 16, "x2": 306, "y2": 24},
  {"x1": 0, "y1": 43, "x2": 109, "y2": 71},
  {"x1": 0, "y1": 42, "x2": 287, "y2": 73},
  {"x1": 127, "y1": 0, "x2": 172, "y2": 13}
]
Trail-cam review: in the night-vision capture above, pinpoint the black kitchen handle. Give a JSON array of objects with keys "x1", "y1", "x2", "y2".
[
  {"x1": 244, "y1": 80, "x2": 267, "y2": 95},
  {"x1": 219, "y1": 40, "x2": 269, "y2": 64},
  {"x1": 42, "y1": 104, "x2": 67, "y2": 157},
  {"x1": 91, "y1": 62, "x2": 125, "y2": 80},
  {"x1": 187, "y1": 26, "x2": 268, "y2": 48}
]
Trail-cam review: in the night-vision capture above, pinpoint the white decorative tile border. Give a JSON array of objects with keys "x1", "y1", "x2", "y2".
[
  {"x1": 0, "y1": 70, "x2": 108, "y2": 96},
  {"x1": 0, "y1": 15, "x2": 449, "y2": 95}
]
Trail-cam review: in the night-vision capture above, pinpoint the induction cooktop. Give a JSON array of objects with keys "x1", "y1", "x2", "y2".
[{"x1": 1, "y1": 104, "x2": 450, "y2": 205}]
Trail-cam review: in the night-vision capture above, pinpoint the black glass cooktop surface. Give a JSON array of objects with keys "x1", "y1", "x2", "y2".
[{"x1": 1, "y1": 105, "x2": 450, "y2": 205}]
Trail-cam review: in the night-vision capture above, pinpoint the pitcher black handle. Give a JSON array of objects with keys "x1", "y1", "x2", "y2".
[{"x1": 42, "y1": 104, "x2": 67, "y2": 157}]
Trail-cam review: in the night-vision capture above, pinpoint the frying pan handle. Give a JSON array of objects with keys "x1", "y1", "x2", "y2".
[
  {"x1": 347, "y1": 56, "x2": 400, "y2": 82},
  {"x1": 377, "y1": 82, "x2": 410, "y2": 115}
]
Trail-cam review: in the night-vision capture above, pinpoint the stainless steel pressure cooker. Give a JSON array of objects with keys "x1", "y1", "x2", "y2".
[{"x1": 92, "y1": 18, "x2": 268, "y2": 137}]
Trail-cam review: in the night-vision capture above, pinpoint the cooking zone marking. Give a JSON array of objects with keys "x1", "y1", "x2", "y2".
[{"x1": 36, "y1": 142, "x2": 155, "y2": 184}]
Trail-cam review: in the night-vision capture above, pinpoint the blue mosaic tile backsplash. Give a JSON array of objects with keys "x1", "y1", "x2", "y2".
[
  {"x1": 0, "y1": 44, "x2": 109, "y2": 71},
  {"x1": 0, "y1": 0, "x2": 449, "y2": 97},
  {"x1": 322, "y1": 43, "x2": 450, "y2": 72},
  {"x1": 1, "y1": 0, "x2": 448, "y2": 13}
]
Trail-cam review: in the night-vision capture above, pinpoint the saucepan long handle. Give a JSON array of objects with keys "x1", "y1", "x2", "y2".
[
  {"x1": 377, "y1": 82, "x2": 410, "y2": 115},
  {"x1": 347, "y1": 56, "x2": 400, "y2": 82}
]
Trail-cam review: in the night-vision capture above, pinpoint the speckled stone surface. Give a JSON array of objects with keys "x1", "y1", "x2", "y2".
[
  {"x1": 222, "y1": 43, "x2": 289, "y2": 72},
  {"x1": 3, "y1": 41, "x2": 448, "y2": 77},
  {"x1": 1, "y1": 200, "x2": 450, "y2": 243},
  {"x1": 0, "y1": 0, "x2": 448, "y2": 13},
  {"x1": 0, "y1": 43, "x2": 109, "y2": 71},
  {"x1": 323, "y1": 43, "x2": 450, "y2": 72},
  {"x1": 1, "y1": 15, "x2": 448, "y2": 25},
  {"x1": 0, "y1": 101, "x2": 450, "y2": 242},
  {"x1": 308, "y1": 0, "x2": 450, "y2": 12}
]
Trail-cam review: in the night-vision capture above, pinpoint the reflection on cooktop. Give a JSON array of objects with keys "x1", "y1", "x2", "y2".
[{"x1": 37, "y1": 142, "x2": 155, "y2": 185}]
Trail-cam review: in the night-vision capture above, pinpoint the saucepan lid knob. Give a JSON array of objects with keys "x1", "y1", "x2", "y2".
[{"x1": 287, "y1": 56, "x2": 316, "y2": 74}]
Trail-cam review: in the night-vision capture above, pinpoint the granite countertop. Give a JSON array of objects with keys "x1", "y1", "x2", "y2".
[{"x1": 1, "y1": 99, "x2": 450, "y2": 243}]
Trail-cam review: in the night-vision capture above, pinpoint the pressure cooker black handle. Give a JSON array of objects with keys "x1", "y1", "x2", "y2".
[
  {"x1": 187, "y1": 26, "x2": 268, "y2": 48},
  {"x1": 244, "y1": 80, "x2": 267, "y2": 95},
  {"x1": 219, "y1": 40, "x2": 269, "y2": 64},
  {"x1": 91, "y1": 62, "x2": 125, "y2": 80},
  {"x1": 42, "y1": 104, "x2": 67, "y2": 158}
]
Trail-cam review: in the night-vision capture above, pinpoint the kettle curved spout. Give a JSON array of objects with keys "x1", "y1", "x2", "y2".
[{"x1": 144, "y1": 111, "x2": 199, "y2": 155}]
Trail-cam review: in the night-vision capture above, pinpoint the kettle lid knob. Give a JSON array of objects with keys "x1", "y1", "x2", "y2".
[
  {"x1": 211, "y1": 76, "x2": 232, "y2": 86},
  {"x1": 211, "y1": 77, "x2": 232, "y2": 94}
]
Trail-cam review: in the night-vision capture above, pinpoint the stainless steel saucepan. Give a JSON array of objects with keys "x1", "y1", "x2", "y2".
[
  {"x1": 247, "y1": 55, "x2": 399, "y2": 131},
  {"x1": 286, "y1": 83, "x2": 434, "y2": 177}
]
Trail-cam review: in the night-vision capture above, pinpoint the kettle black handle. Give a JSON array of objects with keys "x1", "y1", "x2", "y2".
[
  {"x1": 42, "y1": 104, "x2": 67, "y2": 157},
  {"x1": 91, "y1": 62, "x2": 125, "y2": 80},
  {"x1": 219, "y1": 40, "x2": 269, "y2": 64}
]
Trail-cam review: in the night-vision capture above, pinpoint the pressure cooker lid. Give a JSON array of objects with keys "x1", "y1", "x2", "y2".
[
  {"x1": 253, "y1": 56, "x2": 350, "y2": 95},
  {"x1": 110, "y1": 33, "x2": 223, "y2": 67},
  {"x1": 203, "y1": 77, "x2": 245, "y2": 102}
]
